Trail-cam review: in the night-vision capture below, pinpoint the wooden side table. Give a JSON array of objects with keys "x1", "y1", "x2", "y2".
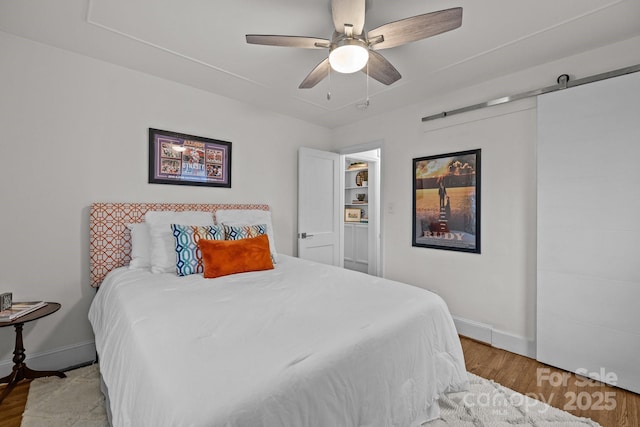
[{"x1": 0, "y1": 302, "x2": 66, "y2": 405}]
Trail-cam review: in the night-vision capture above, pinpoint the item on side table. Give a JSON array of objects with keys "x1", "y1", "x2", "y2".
[
  {"x1": 0, "y1": 301, "x2": 47, "y2": 322},
  {"x1": 0, "y1": 292, "x2": 12, "y2": 311}
]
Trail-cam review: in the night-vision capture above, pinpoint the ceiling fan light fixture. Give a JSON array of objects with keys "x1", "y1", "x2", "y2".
[{"x1": 329, "y1": 39, "x2": 369, "y2": 74}]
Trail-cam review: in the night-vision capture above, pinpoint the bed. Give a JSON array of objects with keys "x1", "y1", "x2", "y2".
[{"x1": 88, "y1": 202, "x2": 468, "y2": 427}]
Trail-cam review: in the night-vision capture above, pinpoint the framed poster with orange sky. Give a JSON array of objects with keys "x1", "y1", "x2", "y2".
[{"x1": 412, "y1": 149, "x2": 480, "y2": 253}]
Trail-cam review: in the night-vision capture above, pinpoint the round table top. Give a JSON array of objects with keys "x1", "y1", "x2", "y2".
[{"x1": 0, "y1": 302, "x2": 61, "y2": 327}]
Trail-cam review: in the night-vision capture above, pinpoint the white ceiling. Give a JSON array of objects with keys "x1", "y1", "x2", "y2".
[{"x1": 1, "y1": 0, "x2": 638, "y2": 128}]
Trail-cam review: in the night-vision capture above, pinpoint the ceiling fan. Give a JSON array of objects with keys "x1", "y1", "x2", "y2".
[{"x1": 246, "y1": 0, "x2": 462, "y2": 89}]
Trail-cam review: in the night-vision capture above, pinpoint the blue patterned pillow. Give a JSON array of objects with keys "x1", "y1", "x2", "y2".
[
  {"x1": 223, "y1": 224, "x2": 268, "y2": 240},
  {"x1": 171, "y1": 224, "x2": 224, "y2": 276},
  {"x1": 223, "y1": 224, "x2": 274, "y2": 263}
]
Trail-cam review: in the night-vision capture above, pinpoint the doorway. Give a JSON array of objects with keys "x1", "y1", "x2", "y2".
[
  {"x1": 297, "y1": 144, "x2": 383, "y2": 277},
  {"x1": 340, "y1": 144, "x2": 382, "y2": 277}
]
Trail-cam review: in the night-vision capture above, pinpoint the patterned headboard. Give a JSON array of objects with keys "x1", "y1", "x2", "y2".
[{"x1": 89, "y1": 202, "x2": 270, "y2": 287}]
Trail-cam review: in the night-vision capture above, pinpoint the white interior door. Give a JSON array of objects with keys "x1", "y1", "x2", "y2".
[{"x1": 298, "y1": 147, "x2": 341, "y2": 266}]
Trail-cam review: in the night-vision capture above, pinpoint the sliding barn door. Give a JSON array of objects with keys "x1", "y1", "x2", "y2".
[{"x1": 537, "y1": 72, "x2": 640, "y2": 393}]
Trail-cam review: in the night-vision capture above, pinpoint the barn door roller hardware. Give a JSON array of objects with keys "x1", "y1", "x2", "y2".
[{"x1": 421, "y1": 64, "x2": 640, "y2": 122}]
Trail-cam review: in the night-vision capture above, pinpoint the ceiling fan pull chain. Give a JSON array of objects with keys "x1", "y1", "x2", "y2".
[
  {"x1": 363, "y1": 61, "x2": 370, "y2": 109},
  {"x1": 327, "y1": 65, "x2": 332, "y2": 101},
  {"x1": 366, "y1": 61, "x2": 370, "y2": 105}
]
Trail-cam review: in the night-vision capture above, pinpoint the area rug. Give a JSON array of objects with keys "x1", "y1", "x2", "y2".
[
  {"x1": 21, "y1": 364, "x2": 108, "y2": 427},
  {"x1": 424, "y1": 372, "x2": 601, "y2": 426},
  {"x1": 21, "y1": 364, "x2": 600, "y2": 427}
]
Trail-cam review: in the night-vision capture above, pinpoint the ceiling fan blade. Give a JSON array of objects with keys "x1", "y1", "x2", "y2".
[
  {"x1": 331, "y1": 0, "x2": 365, "y2": 35},
  {"x1": 246, "y1": 35, "x2": 330, "y2": 49},
  {"x1": 363, "y1": 51, "x2": 401, "y2": 85},
  {"x1": 368, "y1": 7, "x2": 462, "y2": 50},
  {"x1": 299, "y1": 58, "x2": 331, "y2": 89}
]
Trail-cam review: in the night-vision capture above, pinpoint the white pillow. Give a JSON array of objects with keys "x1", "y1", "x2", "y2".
[
  {"x1": 216, "y1": 209, "x2": 278, "y2": 263},
  {"x1": 127, "y1": 223, "x2": 151, "y2": 269},
  {"x1": 145, "y1": 211, "x2": 214, "y2": 273}
]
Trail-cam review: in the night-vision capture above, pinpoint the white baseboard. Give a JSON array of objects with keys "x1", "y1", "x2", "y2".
[
  {"x1": 453, "y1": 316, "x2": 536, "y2": 359},
  {"x1": 453, "y1": 316, "x2": 492, "y2": 344},
  {"x1": 0, "y1": 340, "x2": 96, "y2": 377}
]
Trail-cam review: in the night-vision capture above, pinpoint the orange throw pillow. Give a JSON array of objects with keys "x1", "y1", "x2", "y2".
[{"x1": 198, "y1": 234, "x2": 274, "y2": 278}]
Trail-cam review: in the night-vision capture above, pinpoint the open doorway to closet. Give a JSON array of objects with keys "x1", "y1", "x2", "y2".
[{"x1": 340, "y1": 146, "x2": 382, "y2": 277}]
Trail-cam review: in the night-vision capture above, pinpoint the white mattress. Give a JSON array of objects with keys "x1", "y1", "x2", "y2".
[{"x1": 89, "y1": 255, "x2": 468, "y2": 427}]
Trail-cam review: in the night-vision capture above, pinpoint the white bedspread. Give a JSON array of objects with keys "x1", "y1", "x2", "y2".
[{"x1": 89, "y1": 255, "x2": 468, "y2": 427}]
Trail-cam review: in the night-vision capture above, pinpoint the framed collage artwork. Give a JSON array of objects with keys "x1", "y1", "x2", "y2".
[{"x1": 148, "y1": 128, "x2": 232, "y2": 188}]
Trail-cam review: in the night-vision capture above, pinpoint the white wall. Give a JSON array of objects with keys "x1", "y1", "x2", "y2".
[
  {"x1": 332, "y1": 36, "x2": 640, "y2": 357},
  {"x1": 0, "y1": 31, "x2": 331, "y2": 374}
]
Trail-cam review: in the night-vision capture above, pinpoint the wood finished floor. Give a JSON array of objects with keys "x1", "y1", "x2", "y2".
[
  {"x1": 0, "y1": 379, "x2": 30, "y2": 427},
  {"x1": 461, "y1": 337, "x2": 639, "y2": 427},
  {"x1": 1, "y1": 336, "x2": 638, "y2": 427}
]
